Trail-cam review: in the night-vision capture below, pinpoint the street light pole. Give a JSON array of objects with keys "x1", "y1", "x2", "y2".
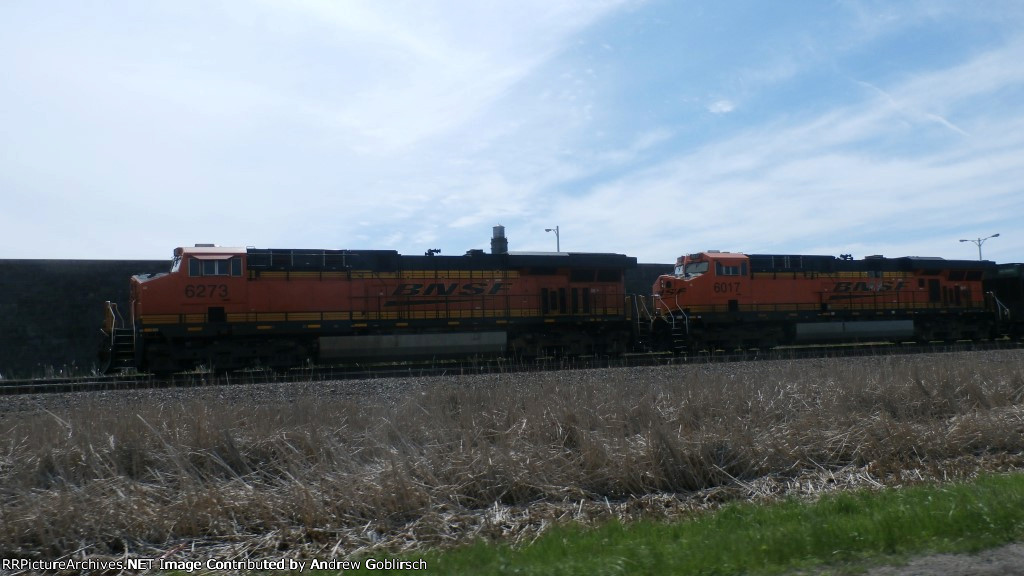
[
  {"x1": 959, "y1": 233, "x2": 1000, "y2": 260},
  {"x1": 545, "y1": 226, "x2": 560, "y2": 252}
]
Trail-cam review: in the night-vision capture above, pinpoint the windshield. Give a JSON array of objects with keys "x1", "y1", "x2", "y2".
[
  {"x1": 684, "y1": 261, "x2": 709, "y2": 277},
  {"x1": 171, "y1": 255, "x2": 182, "y2": 273}
]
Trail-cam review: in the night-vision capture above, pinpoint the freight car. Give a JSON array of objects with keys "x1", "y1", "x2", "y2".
[
  {"x1": 647, "y1": 250, "x2": 1004, "y2": 353},
  {"x1": 100, "y1": 227, "x2": 637, "y2": 373}
]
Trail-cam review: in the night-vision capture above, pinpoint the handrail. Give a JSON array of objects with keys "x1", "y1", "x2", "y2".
[
  {"x1": 650, "y1": 294, "x2": 689, "y2": 336},
  {"x1": 988, "y1": 291, "x2": 1011, "y2": 321},
  {"x1": 633, "y1": 294, "x2": 655, "y2": 322},
  {"x1": 673, "y1": 294, "x2": 689, "y2": 336},
  {"x1": 102, "y1": 301, "x2": 130, "y2": 370},
  {"x1": 652, "y1": 295, "x2": 671, "y2": 328},
  {"x1": 103, "y1": 301, "x2": 123, "y2": 335}
]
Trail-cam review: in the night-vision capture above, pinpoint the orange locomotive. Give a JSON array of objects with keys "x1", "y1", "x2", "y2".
[
  {"x1": 101, "y1": 227, "x2": 637, "y2": 373},
  {"x1": 650, "y1": 250, "x2": 997, "y2": 352}
]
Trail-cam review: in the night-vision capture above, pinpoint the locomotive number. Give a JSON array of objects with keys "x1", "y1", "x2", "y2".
[
  {"x1": 185, "y1": 284, "x2": 229, "y2": 298},
  {"x1": 713, "y1": 282, "x2": 740, "y2": 294}
]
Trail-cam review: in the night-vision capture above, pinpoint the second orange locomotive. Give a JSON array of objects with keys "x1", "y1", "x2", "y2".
[{"x1": 650, "y1": 250, "x2": 996, "y2": 352}]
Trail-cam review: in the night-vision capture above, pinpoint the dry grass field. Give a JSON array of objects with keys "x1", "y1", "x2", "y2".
[{"x1": 2, "y1": 350, "x2": 1023, "y2": 563}]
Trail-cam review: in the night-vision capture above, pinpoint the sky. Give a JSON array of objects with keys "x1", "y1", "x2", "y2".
[{"x1": 2, "y1": 0, "x2": 1022, "y2": 264}]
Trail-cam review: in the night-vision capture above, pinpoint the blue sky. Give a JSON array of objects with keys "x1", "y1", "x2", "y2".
[{"x1": 2, "y1": 0, "x2": 1022, "y2": 264}]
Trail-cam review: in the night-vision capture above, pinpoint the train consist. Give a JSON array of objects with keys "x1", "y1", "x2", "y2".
[{"x1": 101, "y1": 228, "x2": 1024, "y2": 373}]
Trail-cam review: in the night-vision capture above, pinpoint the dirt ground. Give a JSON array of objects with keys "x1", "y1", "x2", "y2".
[{"x1": 795, "y1": 541, "x2": 1024, "y2": 575}]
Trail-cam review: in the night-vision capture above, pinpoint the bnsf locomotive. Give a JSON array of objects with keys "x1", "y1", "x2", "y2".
[
  {"x1": 100, "y1": 227, "x2": 637, "y2": 373},
  {"x1": 648, "y1": 250, "x2": 1020, "y2": 353},
  {"x1": 101, "y1": 230, "x2": 1024, "y2": 373}
]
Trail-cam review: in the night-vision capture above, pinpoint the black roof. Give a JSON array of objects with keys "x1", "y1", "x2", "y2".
[
  {"x1": 747, "y1": 254, "x2": 995, "y2": 274},
  {"x1": 246, "y1": 248, "x2": 636, "y2": 272}
]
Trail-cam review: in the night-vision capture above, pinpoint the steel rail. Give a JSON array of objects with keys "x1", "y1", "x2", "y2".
[{"x1": 3, "y1": 340, "x2": 1021, "y2": 397}]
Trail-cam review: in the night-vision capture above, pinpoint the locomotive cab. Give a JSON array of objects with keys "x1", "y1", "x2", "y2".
[
  {"x1": 132, "y1": 246, "x2": 248, "y2": 328},
  {"x1": 654, "y1": 251, "x2": 750, "y2": 316},
  {"x1": 102, "y1": 245, "x2": 249, "y2": 373}
]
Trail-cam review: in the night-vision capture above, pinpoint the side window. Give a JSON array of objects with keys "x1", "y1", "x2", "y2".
[
  {"x1": 189, "y1": 257, "x2": 241, "y2": 277},
  {"x1": 715, "y1": 261, "x2": 743, "y2": 276}
]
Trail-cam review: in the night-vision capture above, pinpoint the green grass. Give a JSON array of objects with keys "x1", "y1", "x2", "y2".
[{"x1": 336, "y1": 473, "x2": 1024, "y2": 576}]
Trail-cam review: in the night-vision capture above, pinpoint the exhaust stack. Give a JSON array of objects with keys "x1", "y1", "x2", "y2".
[{"x1": 490, "y1": 225, "x2": 508, "y2": 255}]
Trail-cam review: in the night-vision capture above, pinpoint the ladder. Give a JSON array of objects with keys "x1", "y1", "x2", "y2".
[
  {"x1": 102, "y1": 301, "x2": 136, "y2": 372},
  {"x1": 671, "y1": 323, "x2": 688, "y2": 353},
  {"x1": 108, "y1": 328, "x2": 136, "y2": 371},
  {"x1": 669, "y1": 296, "x2": 691, "y2": 353}
]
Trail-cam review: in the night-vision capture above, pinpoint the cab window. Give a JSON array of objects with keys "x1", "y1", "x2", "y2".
[
  {"x1": 715, "y1": 261, "x2": 748, "y2": 276},
  {"x1": 189, "y1": 256, "x2": 242, "y2": 277},
  {"x1": 683, "y1": 261, "x2": 709, "y2": 276}
]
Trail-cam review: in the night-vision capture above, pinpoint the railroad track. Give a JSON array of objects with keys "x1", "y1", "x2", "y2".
[{"x1": 3, "y1": 340, "x2": 1022, "y2": 396}]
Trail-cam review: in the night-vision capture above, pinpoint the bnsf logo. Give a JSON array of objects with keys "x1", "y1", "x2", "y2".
[
  {"x1": 832, "y1": 280, "x2": 904, "y2": 292},
  {"x1": 392, "y1": 282, "x2": 507, "y2": 296}
]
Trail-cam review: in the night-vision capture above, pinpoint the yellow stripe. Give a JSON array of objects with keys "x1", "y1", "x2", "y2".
[
  {"x1": 142, "y1": 315, "x2": 179, "y2": 325},
  {"x1": 144, "y1": 307, "x2": 627, "y2": 327},
  {"x1": 404, "y1": 271, "x2": 436, "y2": 279}
]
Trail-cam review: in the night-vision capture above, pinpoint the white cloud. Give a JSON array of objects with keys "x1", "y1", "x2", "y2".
[
  {"x1": 539, "y1": 38, "x2": 1024, "y2": 262},
  {"x1": 707, "y1": 99, "x2": 736, "y2": 114},
  {"x1": 0, "y1": 0, "x2": 630, "y2": 257},
  {"x1": 257, "y1": 0, "x2": 629, "y2": 153},
  {"x1": 1, "y1": 0, "x2": 1022, "y2": 268}
]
